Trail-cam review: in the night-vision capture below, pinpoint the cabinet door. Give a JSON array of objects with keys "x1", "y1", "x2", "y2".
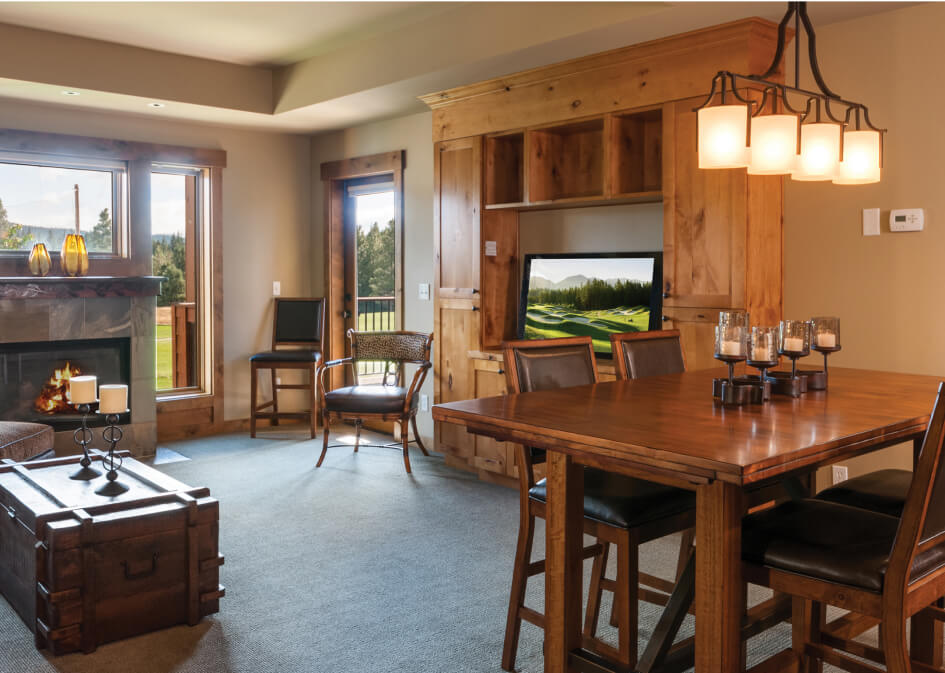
[
  {"x1": 435, "y1": 137, "x2": 481, "y2": 294},
  {"x1": 434, "y1": 299, "x2": 480, "y2": 457},
  {"x1": 661, "y1": 307, "x2": 719, "y2": 372},
  {"x1": 662, "y1": 98, "x2": 747, "y2": 309},
  {"x1": 472, "y1": 358, "x2": 516, "y2": 477}
]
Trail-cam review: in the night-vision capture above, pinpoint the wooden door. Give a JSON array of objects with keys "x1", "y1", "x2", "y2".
[
  {"x1": 471, "y1": 358, "x2": 516, "y2": 477},
  {"x1": 662, "y1": 98, "x2": 747, "y2": 310},
  {"x1": 660, "y1": 307, "x2": 719, "y2": 372},
  {"x1": 434, "y1": 136, "x2": 483, "y2": 455}
]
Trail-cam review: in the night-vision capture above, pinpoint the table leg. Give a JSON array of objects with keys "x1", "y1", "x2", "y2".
[
  {"x1": 696, "y1": 480, "x2": 745, "y2": 673},
  {"x1": 545, "y1": 451, "x2": 584, "y2": 673}
]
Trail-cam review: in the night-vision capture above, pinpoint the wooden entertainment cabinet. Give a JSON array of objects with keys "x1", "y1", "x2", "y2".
[{"x1": 422, "y1": 19, "x2": 785, "y2": 482}]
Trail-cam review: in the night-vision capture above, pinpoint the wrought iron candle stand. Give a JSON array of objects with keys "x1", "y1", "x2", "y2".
[
  {"x1": 807, "y1": 317, "x2": 841, "y2": 390},
  {"x1": 738, "y1": 326, "x2": 779, "y2": 403},
  {"x1": 712, "y1": 322, "x2": 753, "y2": 406},
  {"x1": 69, "y1": 403, "x2": 102, "y2": 481},
  {"x1": 767, "y1": 320, "x2": 810, "y2": 398},
  {"x1": 94, "y1": 412, "x2": 129, "y2": 496}
]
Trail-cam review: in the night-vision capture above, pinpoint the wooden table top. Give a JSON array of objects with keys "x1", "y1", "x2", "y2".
[{"x1": 433, "y1": 367, "x2": 943, "y2": 485}]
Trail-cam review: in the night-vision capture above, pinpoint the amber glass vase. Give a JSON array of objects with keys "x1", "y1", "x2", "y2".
[
  {"x1": 28, "y1": 243, "x2": 51, "y2": 276},
  {"x1": 60, "y1": 233, "x2": 89, "y2": 277}
]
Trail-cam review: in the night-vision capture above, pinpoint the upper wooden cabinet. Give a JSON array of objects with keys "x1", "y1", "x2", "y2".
[
  {"x1": 662, "y1": 97, "x2": 783, "y2": 323},
  {"x1": 435, "y1": 137, "x2": 481, "y2": 294}
]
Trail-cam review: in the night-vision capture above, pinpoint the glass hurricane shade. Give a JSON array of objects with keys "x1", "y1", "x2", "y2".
[
  {"x1": 28, "y1": 243, "x2": 51, "y2": 276},
  {"x1": 835, "y1": 130, "x2": 882, "y2": 184},
  {"x1": 793, "y1": 123, "x2": 842, "y2": 181},
  {"x1": 748, "y1": 114, "x2": 799, "y2": 175},
  {"x1": 60, "y1": 233, "x2": 89, "y2": 277},
  {"x1": 697, "y1": 105, "x2": 749, "y2": 168}
]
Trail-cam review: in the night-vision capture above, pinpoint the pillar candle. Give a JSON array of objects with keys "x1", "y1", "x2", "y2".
[
  {"x1": 99, "y1": 384, "x2": 128, "y2": 414},
  {"x1": 720, "y1": 340, "x2": 741, "y2": 356},
  {"x1": 751, "y1": 346, "x2": 771, "y2": 362},
  {"x1": 783, "y1": 336, "x2": 804, "y2": 352},
  {"x1": 816, "y1": 333, "x2": 837, "y2": 348},
  {"x1": 69, "y1": 375, "x2": 97, "y2": 404}
]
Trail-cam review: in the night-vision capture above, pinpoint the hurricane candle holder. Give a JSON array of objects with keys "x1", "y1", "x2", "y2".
[
  {"x1": 808, "y1": 316, "x2": 841, "y2": 390},
  {"x1": 69, "y1": 402, "x2": 102, "y2": 481},
  {"x1": 741, "y1": 326, "x2": 779, "y2": 402},
  {"x1": 94, "y1": 412, "x2": 129, "y2": 497},
  {"x1": 767, "y1": 320, "x2": 811, "y2": 397},
  {"x1": 712, "y1": 324, "x2": 752, "y2": 405}
]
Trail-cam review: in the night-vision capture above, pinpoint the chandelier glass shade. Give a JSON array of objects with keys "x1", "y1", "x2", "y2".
[{"x1": 695, "y1": 2, "x2": 884, "y2": 185}]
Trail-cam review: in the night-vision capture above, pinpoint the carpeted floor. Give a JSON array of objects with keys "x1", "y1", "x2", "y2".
[{"x1": 0, "y1": 429, "x2": 857, "y2": 673}]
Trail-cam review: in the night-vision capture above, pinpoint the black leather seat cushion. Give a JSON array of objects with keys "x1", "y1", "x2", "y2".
[
  {"x1": 815, "y1": 469, "x2": 912, "y2": 517},
  {"x1": 742, "y1": 499, "x2": 945, "y2": 592},
  {"x1": 250, "y1": 350, "x2": 321, "y2": 363},
  {"x1": 529, "y1": 468, "x2": 695, "y2": 529},
  {"x1": 324, "y1": 385, "x2": 414, "y2": 414}
]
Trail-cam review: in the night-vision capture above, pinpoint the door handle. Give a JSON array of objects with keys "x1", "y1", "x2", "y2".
[
  {"x1": 342, "y1": 310, "x2": 352, "y2": 319},
  {"x1": 448, "y1": 373, "x2": 453, "y2": 389},
  {"x1": 122, "y1": 553, "x2": 159, "y2": 581},
  {"x1": 662, "y1": 316, "x2": 671, "y2": 322}
]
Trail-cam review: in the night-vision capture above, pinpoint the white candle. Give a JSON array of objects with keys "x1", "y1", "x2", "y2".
[
  {"x1": 69, "y1": 375, "x2": 97, "y2": 404},
  {"x1": 783, "y1": 336, "x2": 804, "y2": 352},
  {"x1": 816, "y1": 333, "x2": 837, "y2": 348},
  {"x1": 752, "y1": 346, "x2": 771, "y2": 362},
  {"x1": 99, "y1": 384, "x2": 128, "y2": 414},
  {"x1": 720, "y1": 340, "x2": 741, "y2": 356}
]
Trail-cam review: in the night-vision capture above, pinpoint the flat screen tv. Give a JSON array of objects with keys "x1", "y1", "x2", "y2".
[{"x1": 518, "y1": 252, "x2": 663, "y2": 356}]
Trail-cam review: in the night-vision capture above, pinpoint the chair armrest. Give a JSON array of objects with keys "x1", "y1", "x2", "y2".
[
  {"x1": 320, "y1": 357, "x2": 353, "y2": 369},
  {"x1": 404, "y1": 361, "x2": 432, "y2": 411},
  {"x1": 316, "y1": 358, "x2": 354, "y2": 405}
]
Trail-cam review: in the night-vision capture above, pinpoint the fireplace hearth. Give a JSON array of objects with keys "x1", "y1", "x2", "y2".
[{"x1": 0, "y1": 338, "x2": 131, "y2": 430}]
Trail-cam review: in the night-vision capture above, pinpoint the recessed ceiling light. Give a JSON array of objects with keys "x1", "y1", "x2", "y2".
[
  {"x1": 148, "y1": 102, "x2": 165, "y2": 108},
  {"x1": 62, "y1": 91, "x2": 80, "y2": 96}
]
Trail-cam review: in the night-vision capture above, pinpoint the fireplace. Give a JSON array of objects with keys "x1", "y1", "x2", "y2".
[{"x1": 0, "y1": 338, "x2": 131, "y2": 430}]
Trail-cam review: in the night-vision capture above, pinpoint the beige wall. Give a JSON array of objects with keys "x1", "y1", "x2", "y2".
[
  {"x1": 310, "y1": 111, "x2": 435, "y2": 441},
  {"x1": 0, "y1": 98, "x2": 312, "y2": 423},
  {"x1": 784, "y1": 3, "x2": 945, "y2": 483}
]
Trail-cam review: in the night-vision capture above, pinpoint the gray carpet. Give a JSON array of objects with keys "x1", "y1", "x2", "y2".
[{"x1": 0, "y1": 429, "x2": 856, "y2": 673}]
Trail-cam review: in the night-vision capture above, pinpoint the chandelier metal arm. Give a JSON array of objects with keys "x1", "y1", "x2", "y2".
[{"x1": 760, "y1": 1, "x2": 840, "y2": 100}]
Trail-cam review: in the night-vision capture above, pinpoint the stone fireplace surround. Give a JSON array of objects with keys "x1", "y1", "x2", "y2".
[{"x1": 0, "y1": 277, "x2": 161, "y2": 458}]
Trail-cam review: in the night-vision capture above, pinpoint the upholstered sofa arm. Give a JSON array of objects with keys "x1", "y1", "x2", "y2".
[{"x1": 0, "y1": 422, "x2": 55, "y2": 463}]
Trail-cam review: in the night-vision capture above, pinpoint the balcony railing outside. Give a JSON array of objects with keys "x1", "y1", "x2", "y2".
[{"x1": 356, "y1": 296, "x2": 395, "y2": 378}]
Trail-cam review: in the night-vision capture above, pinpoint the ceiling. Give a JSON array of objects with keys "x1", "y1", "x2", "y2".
[{"x1": 0, "y1": 1, "x2": 916, "y2": 135}]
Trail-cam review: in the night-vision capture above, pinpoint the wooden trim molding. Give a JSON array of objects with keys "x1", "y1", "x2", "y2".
[{"x1": 320, "y1": 151, "x2": 404, "y2": 181}]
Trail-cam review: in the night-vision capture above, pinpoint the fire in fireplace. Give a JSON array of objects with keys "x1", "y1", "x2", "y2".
[{"x1": 0, "y1": 338, "x2": 131, "y2": 430}]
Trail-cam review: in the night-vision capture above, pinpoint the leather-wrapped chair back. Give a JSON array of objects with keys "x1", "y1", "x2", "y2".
[
  {"x1": 611, "y1": 329, "x2": 685, "y2": 380},
  {"x1": 503, "y1": 337, "x2": 599, "y2": 481},
  {"x1": 273, "y1": 298, "x2": 326, "y2": 350}
]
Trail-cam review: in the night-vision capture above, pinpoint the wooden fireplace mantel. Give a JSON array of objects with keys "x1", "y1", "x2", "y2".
[{"x1": 0, "y1": 276, "x2": 163, "y2": 299}]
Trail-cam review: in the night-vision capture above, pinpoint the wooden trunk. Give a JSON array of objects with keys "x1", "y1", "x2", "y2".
[{"x1": 0, "y1": 451, "x2": 223, "y2": 655}]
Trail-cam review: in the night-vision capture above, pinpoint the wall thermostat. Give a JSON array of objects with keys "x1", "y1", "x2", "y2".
[{"x1": 889, "y1": 208, "x2": 924, "y2": 232}]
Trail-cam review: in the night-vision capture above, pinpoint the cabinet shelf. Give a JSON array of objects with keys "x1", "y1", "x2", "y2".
[
  {"x1": 484, "y1": 132, "x2": 525, "y2": 206},
  {"x1": 528, "y1": 119, "x2": 605, "y2": 202},
  {"x1": 484, "y1": 190, "x2": 661, "y2": 211},
  {"x1": 611, "y1": 108, "x2": 663, "y2": 195}
]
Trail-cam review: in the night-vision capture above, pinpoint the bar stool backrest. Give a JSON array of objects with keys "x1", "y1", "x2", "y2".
[{"x1": 273, "y1": 298, "x2": 326, "y2": 350}]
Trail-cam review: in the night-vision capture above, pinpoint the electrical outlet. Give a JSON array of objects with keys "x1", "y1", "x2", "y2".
[
  {"x1": 275, "y1": 377, "x2": 281, "y2": 386},
  {"x1": 420, "y1": 394, "x2": 429, "y2": 412},
  {"x1": 832, "y1": 465, "x2": 849, "y2": 484},
  {"x1": 272, "y1": 281, "x2": 281, "y2": 296},
  {"x1": 418, "y1": 283, "x2": 430, "y2": 300}
]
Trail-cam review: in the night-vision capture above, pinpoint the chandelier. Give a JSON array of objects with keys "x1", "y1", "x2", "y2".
[{"x1": 695, "y1": 2, "x2": 884, "y2": 184}]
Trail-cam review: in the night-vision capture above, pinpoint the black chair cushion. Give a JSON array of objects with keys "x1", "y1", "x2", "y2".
[
  {"x1": 529, "y1": 468, "x2": 695, "y2": 529},
  {"x1": 742, "y1": 499, "x2": 945, "y2": 592},
  {"x1": 324, "y1": 385, "x2": 414, "y2": 414},
  {"x1": 815, "y1": 469, "x2": 912, "y2": 517},
  {"x1": 250, "y1": 350, "x2": 321, "y2": 363}
]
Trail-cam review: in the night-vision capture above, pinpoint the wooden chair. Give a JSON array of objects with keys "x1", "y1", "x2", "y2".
[
  {"x1": 501, "y1": 336, "x2": 696, "y2": 671},
  {"x1": 742, "y1": 382, "x2": 945, "y2": 673},
  {"x1": 250, "y1": 298, "x2": 326, "y2": 439},
  {"x1": 316, "y1": 330, "x2": 432, "y2": 474}
]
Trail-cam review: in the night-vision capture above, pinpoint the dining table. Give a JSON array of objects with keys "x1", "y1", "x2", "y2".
[{"x1": 432, "y1": 366, "x2": 944, "y2": 673}]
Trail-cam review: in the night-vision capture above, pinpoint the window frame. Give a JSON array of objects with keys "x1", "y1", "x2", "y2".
[{"x1": 0, "y1": 151, "x2": 129, "y2": 258}]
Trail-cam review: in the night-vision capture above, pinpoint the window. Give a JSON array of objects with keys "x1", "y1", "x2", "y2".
[
  {"x1": 152, "y1": 167, "x2": 210, "y2": 395},
  {"x1": 0, "y1": 153, "x2": 126, "y2": 254}
]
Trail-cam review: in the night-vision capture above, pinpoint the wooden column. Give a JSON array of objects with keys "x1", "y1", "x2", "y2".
[
  {"x1": 695, "y1": 480, "x2": 745, "y2": 673},
  {"x1": 544, "y1": 451, "x2": 584, "y2": 673}
]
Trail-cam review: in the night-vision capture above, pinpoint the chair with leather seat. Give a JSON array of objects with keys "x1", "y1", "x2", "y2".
[
  {"x1": 250, "y1": 297, "x2": 326, "y2": 439},
  {"x1": 815, "y1": 468, "x2": 913, "y2": 517},
  {"x1": 610, "y1": 329, "x2": 687, "y2": 381},
  {"x1": 316, "y1": 330, "x2": 433, "y2": 474},
  {"x1": 742, "y1": 382, "x2": 945, "y2": 673},
  {"x1": 501, "y1": 336, "x2": 696, "y2": 672}
]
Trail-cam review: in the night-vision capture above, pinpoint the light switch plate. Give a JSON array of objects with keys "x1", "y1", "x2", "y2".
[
  {"x1": 418, "y1": 283, "x2": 430, "y2": 300},
  {"x1": 420, "y1": 394, "x2": 429, "y2": 412},
  {"x1": 862, "y1": 208, "x2": 880, "y2": 236},
  {"x1": 484, "y1": 240, "x2": 497, "y2": 257},
  {"x1": 272, "y1": 281, "x2": 281, "y2": 296}
]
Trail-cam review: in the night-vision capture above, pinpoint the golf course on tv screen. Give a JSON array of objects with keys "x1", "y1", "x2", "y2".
[{"x1": 521, "y1": 254, "x2": 659, "y2": 355}]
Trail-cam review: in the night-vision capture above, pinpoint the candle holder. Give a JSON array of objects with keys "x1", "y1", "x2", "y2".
[
  {"x1": 94, "y1": 412, "x2": 129, "y2": 497},
  {"x1": 69, "y1": 402, "x2": 102, "y2": 481},
  {"x1": 807, "y1": 316, "x2": 842, "y2": 390},
  {"x1": 767, "y1": 320, "x2": 811, "y2": 397},
  {"x1": 739, "y1": 326, "x2": 778, "y2": 402},
  {"x1": 712, "y1": 324, "x2": 753, "y2": 405}
]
